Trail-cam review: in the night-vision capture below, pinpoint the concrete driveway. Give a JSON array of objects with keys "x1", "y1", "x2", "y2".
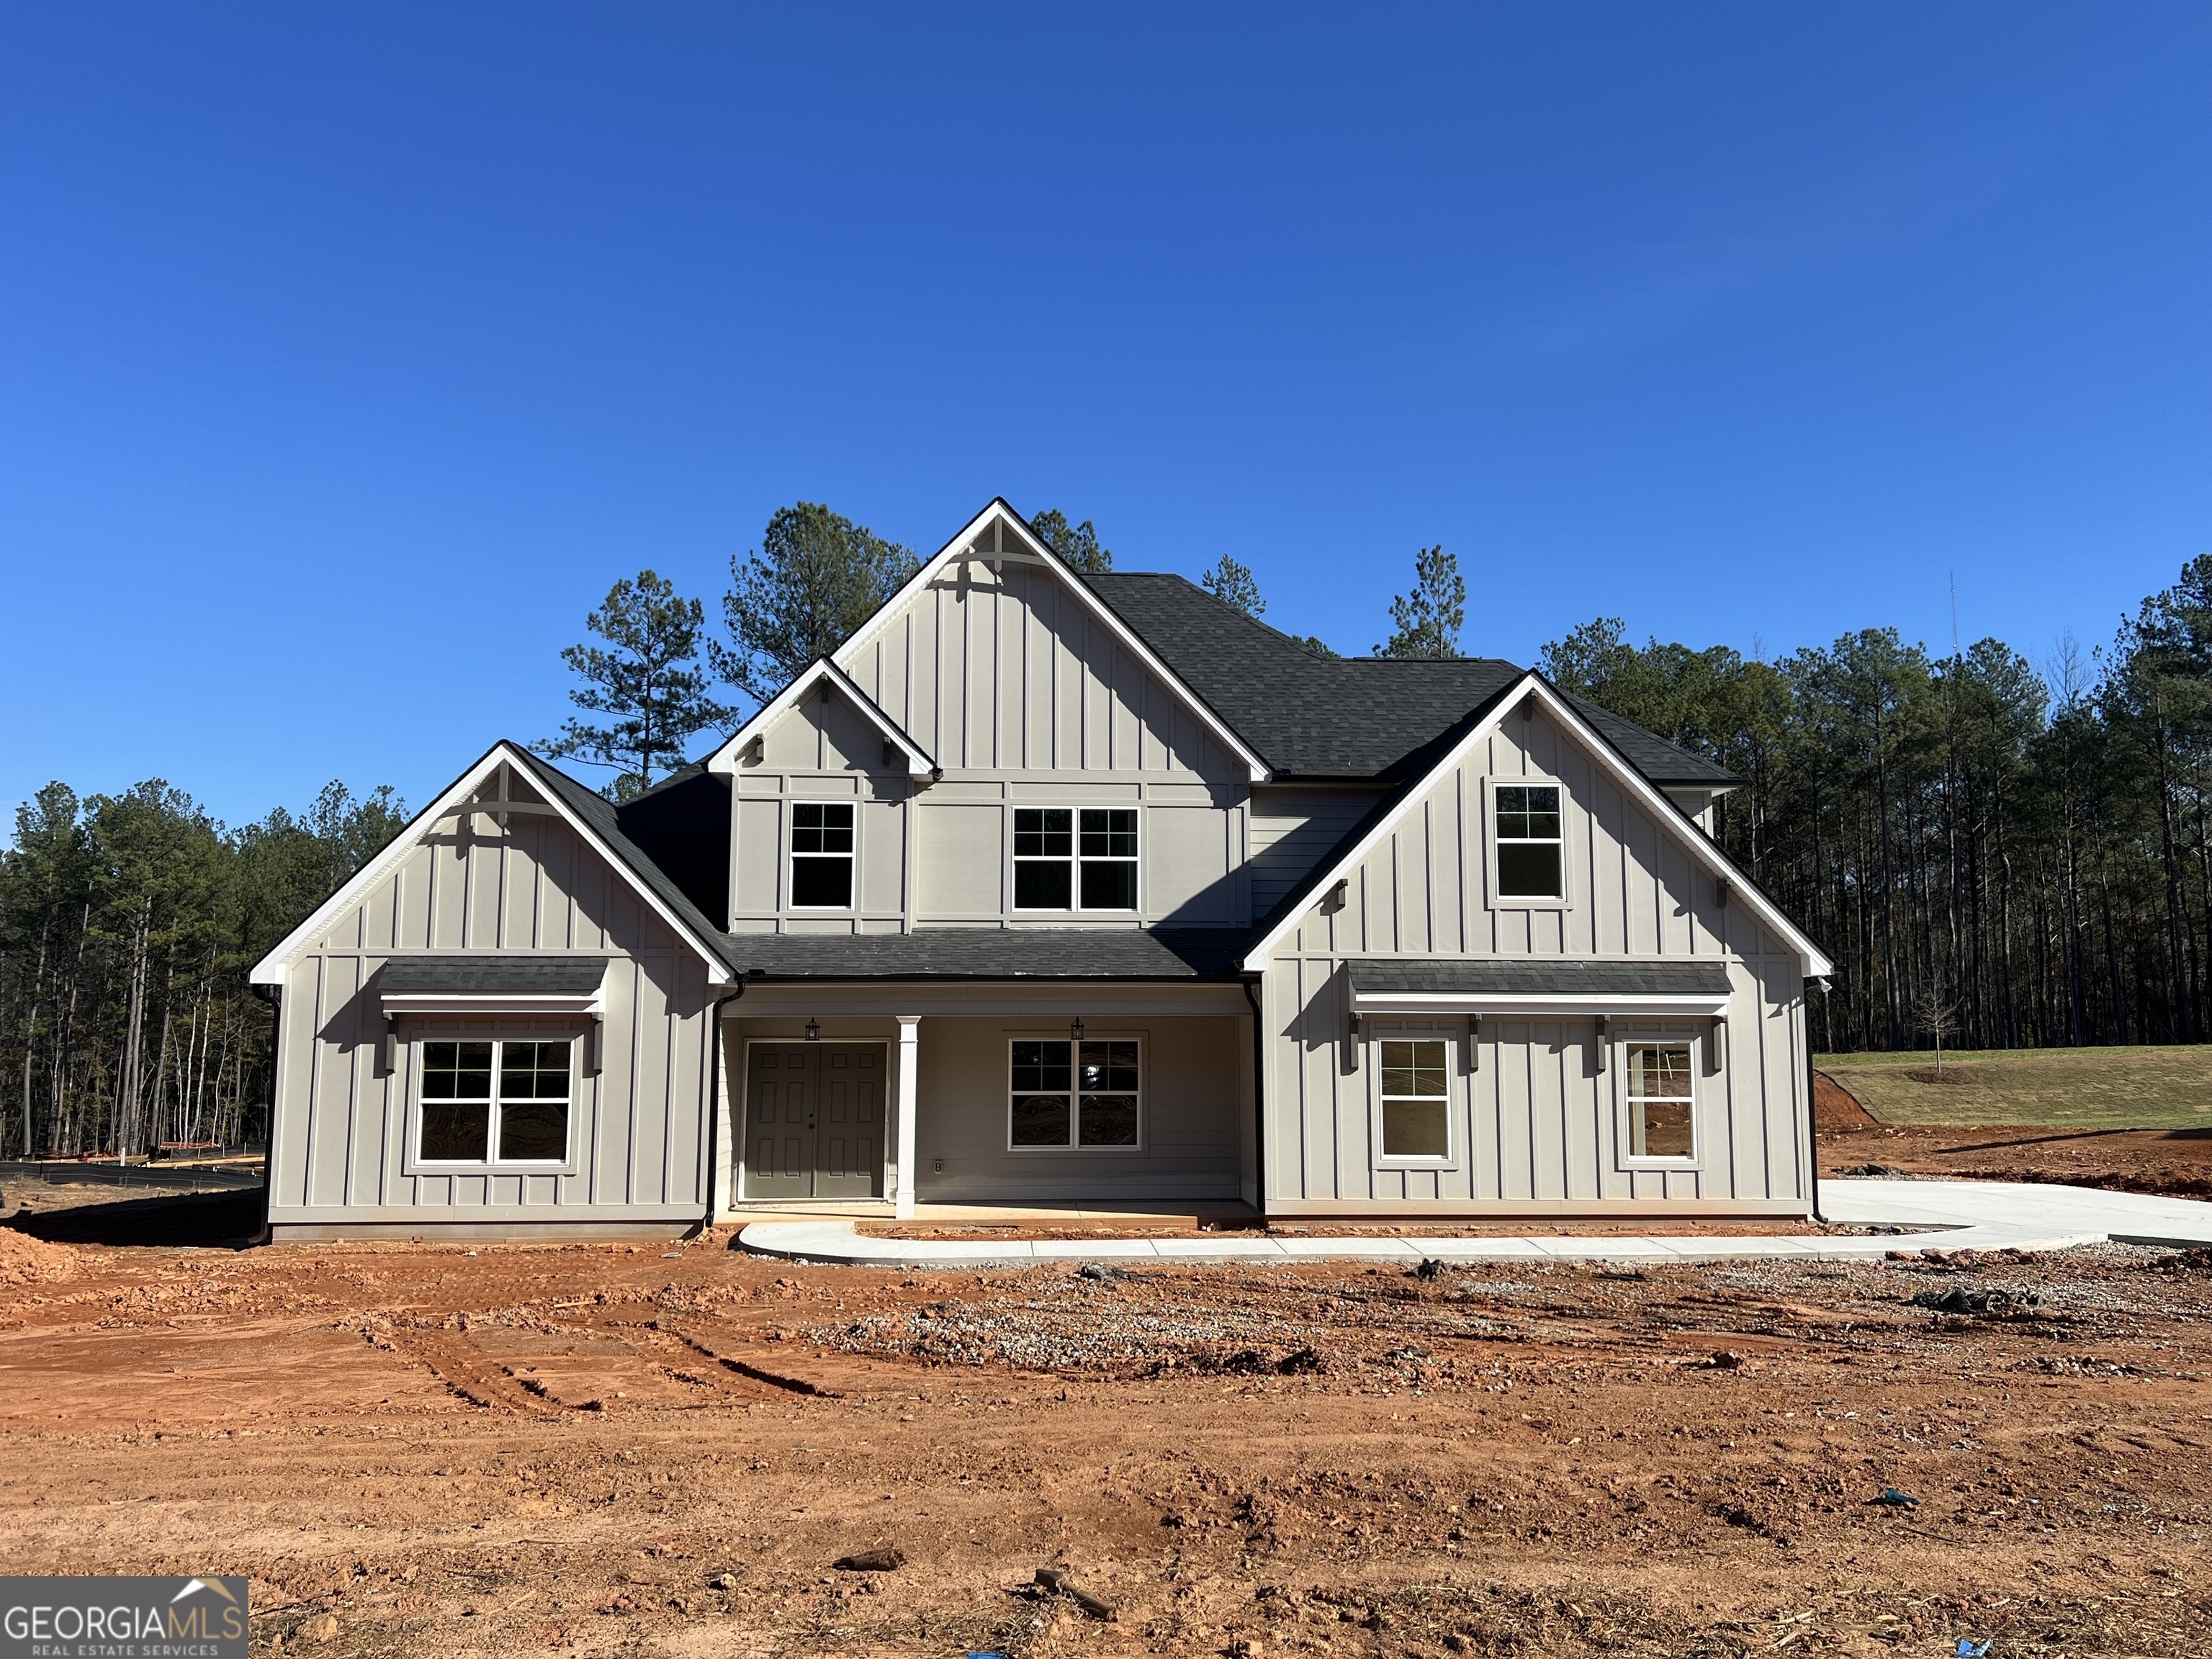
[{"x1": 734, "y1": 1177, "x2": 2212, "y2": 1267}]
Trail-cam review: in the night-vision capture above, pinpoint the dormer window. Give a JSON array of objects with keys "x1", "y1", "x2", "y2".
[
  {"x1": 1492, "y1": 783, "x2": 1565, "y2": 902},
  {"x1": 1013, "y1": 808, "x2": 1138, "y2": 911},
  {"x1": 791, "y1": 802, "x2": 855, "y2": 908}
]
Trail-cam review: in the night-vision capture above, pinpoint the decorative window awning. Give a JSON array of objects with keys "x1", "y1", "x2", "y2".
[
  {"x1": 377, "y1": 956, "x2": 611, "y2": 1020},
  {"x1": 1346, "y1": 959, "x2": 1732, "y2": 1018}
]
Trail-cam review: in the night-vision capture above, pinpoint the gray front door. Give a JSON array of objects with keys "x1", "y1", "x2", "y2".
[
  {"x1": 815, "y1": 1043, "x2": 884, "y2": 1200},
  {"x1": 742, "y1": 1044, "x2": 884, "y2": 1200}
]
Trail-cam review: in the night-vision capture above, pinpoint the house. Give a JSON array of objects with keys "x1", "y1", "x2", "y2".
[{"x1": 249, "y1": 500, "x2": 1833, "y2": 1241}]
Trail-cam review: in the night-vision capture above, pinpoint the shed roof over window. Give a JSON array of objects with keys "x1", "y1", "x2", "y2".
[
  {"x1": 1348, "y1": 958, "x2": 1732, "y2": 1016},
  {"x1": 378, "y1": 955, "x2": 611, "y2": 1017}
]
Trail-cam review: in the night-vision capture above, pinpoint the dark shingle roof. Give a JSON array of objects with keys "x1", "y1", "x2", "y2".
[
  {"x1": 379, "y1": 955, "x2": 612, "y2": 992},
  {"x1": 1347, "y1": 959, "x2": 1732, "y2": 997},
  {"x1": 716, "y1": 928, "x2": 1246, "y2": 980},
  {"x1": 1087, "y1": 572, "x2": 1735, "y2": 787}
]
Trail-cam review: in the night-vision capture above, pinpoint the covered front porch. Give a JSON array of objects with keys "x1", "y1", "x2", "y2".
[{"x1": 714, "y1": 978, "x2": 1256, "y2": 1219}]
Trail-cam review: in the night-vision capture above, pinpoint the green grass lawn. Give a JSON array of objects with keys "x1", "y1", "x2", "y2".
[{"x1": 1815, "y1": 1044, "x2": 2212, "y2": 1130}]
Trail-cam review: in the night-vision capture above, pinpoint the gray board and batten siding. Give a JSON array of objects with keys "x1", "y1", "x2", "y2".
[
  {"x1": 729, "y1": 527, "x2": 1251, "y2": 936},
  {"x1": 1259, "y1": 703, "x2": 1812, "y2": 1217},
  {"x1": 265, "y1": 765, "x2": 719, "y2": 1238}
]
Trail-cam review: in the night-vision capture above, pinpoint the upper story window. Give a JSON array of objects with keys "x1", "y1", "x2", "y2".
[
  {"x1": 1013, "y1": 808, "x2": 1138, "y2": 911},
  {"x1": 418, "y1": 1038, "x2": 571, "y2": 1164},
  {"x1": 1493, "y1": 783, "x2": 1564, "y2": 902},
  {"x1": 791, "y1": 802, "x2": 855, "y2": 907}
]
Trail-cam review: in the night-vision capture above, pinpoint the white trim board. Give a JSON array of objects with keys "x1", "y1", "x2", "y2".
[
  {"x1": 706, "y1": 657, "x2": 939, "y2": 783},
  {"x1": 1243, "y1": 674, "x2": 1833, "y2": 978},
  {"x1": 1353, "y1": 992, "x2": 1732, "y2": 1018},
  {"x1": 248, "y1": 742, "x2": 738, "y2": 986},
  {"x1": 380, "y1": 989, "x2": 609, "y2": 1018},
  {"x1": 703, "y1": 499, "x2": 1273, "y2": 785}
]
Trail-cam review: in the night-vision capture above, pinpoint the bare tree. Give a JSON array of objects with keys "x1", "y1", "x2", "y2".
[{"x1": 1912, "y1": 984, "x2": 1959, "y2": 1077}]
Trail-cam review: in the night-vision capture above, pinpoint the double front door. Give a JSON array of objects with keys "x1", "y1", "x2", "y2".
[{"x1": 742, "y1": 1043, "x2": 884, "y2": 1200}]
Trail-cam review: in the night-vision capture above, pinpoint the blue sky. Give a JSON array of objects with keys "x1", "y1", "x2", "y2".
[{"x1": 4, "y1": 5, "x2": 2207, "y2": 827}]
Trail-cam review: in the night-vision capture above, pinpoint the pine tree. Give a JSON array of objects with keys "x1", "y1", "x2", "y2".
[
  {"x1": 1200, "y1": 554, "x2": 1265, "y2": 617},
  {"x1": 1029, "y1": 509, "x2": 1112, "y2": 574},
  {"x1": 544, "y1": 570, "x2": 733, "y2": 800},
  {"x1": 1374, "y1": 544, "x2": 1465, "y2": 658},
  {"x1": 713, "y1": 503, "x2": 918, "y2": 708}
]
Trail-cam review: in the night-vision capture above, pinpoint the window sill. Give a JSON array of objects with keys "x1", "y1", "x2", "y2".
[
  {"x1": 1486, "y1": 896, "x2": 1573, "y2": 911},
  {"x1": 404, "y1": 1157, "x2": 581, "y2": 1178},
  {"x1": 1004, "y1": 1144, "x2": 1146, "y2": 1155}
]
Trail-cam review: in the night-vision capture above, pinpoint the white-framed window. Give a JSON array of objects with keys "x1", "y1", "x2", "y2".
[
  {"x1": 416, "y1": 1038, "x2": 572, "y2": 1165},
  {"x1": 1490, "y1": 779, "x2": 1567, "y2": 904},
  {"x1": 1012, "y1": 807, "x2": 1138, "y2": 911},
  {"x1": 1624, "y1": 1040, "x2": 1696, "y2": 1161},
  {"x1": 790, "y1": 801, "x2": 855, "y2": 908},
  {"x1": 1377, "y1": 1037, "x2": 1452, "y2": 1162},
  {"x1": 1007, "y1": 1037, "x2": 1142, "y2": 1150}
]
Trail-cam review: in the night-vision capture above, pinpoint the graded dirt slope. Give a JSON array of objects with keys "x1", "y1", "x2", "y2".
[{"x1": 1, "y1": 1215, "x2": 2208, "y2": 1657}]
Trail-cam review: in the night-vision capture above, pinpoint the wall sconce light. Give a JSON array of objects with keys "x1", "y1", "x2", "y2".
[
  {"x1": 1069, "y1": 1017, "x2": 1084, "y2": 1043},
  {"x1": 804, "y1": 1018, "x2": 821, "y2": 1042}
]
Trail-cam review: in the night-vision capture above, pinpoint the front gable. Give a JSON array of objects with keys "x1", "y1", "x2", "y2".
[
  {"x1": 709, "y1": 501, "x2": 1269, "y2": 786},
  {"x1": 1247, "y1": 677, "x2": 1829, "y2": 976},
  {"x1": 251, "y1": 744, "x2": 736, "y2": 986}
]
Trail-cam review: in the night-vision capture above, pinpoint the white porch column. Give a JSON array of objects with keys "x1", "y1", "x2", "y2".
[{"x1": 894, "y1": 1015, "x2": 920, "y2": 1218}]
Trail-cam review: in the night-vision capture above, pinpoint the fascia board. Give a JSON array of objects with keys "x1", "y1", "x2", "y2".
[
  {"x1": 706, "y1": 658, "x2": 938, "y2": 781},
  {"x1": 1244, "y1": 675, "x2": 1833, "y2": 978},
  {"x1": 250, "y1": 743, "x2": 736, "y2": 986},
  {"x1": 820, "y1": 660, "x2": 939, "y2": 779},
  {"x1": 965, "y1": 506, "x2": 1272, "y2": 783},
  {"x1": 250, "y1": 744, "x2": 512, "y2": 986},
  {"x1": 487, "y1": 747, "x2": 739, "y2": 982},
  {"x1": 705, "y1": 659, "x2": 829, "y2": 775},
  {"x1": 1353, "y1": 992, "x2": 1732, "y2": 1017}
]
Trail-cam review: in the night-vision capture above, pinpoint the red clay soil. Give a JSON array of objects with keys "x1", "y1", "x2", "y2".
[
  {"x1": 1821, "y1": 1120, "x2": 2212, "y2": 1200},
  {"x1": 1, "y1": 1213, "x2": 2208, "y2": 1658},
  {"x1": 1813, "y1": 1070, "x2": 1882, "y2": 1132}
]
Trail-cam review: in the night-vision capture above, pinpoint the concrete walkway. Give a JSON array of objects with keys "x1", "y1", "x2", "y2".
[{"x1": 734, "y1": 1178, "x2": 2212, "y2": 1267}]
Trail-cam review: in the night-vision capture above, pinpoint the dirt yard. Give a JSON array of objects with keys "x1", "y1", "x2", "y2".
[
  {"x1": 2, "y1": 1188, "x2": 2209, "y2": 1658},
  {"x1": 1822, "y1": 1120, "x2": 2212, "y2": 1201}
]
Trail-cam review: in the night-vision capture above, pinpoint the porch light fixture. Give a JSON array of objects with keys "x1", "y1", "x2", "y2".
[
  {"x1": 804, "y1": 1018, "x2": 821, "y2": 1042},
  {"x1": 1069, "y1": 1017, "x2": 1084, "y2": 1042}
]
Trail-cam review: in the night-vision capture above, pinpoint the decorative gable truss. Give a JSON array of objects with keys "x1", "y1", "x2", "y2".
[
  {"x1": 702, "y1": 499, "x2": 1273, "y2": 786},
  {"x1": 1242, "y1": 674, "x2": 1834, "y2": 978},
  {"x1": 704, "y1": 658, "x2": 939, "y2": 784},
  {"x1": 248, "y1": 741, "x2": 739, "y2": 988}
]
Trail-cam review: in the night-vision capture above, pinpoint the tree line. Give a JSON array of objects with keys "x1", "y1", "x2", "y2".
[
  {"x1": 1540, "y1": 557, "x2": 2212, "y2": 1056},
  {"x1": 0, "y1": 781, "x2": 406, "y2": 1158}
]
